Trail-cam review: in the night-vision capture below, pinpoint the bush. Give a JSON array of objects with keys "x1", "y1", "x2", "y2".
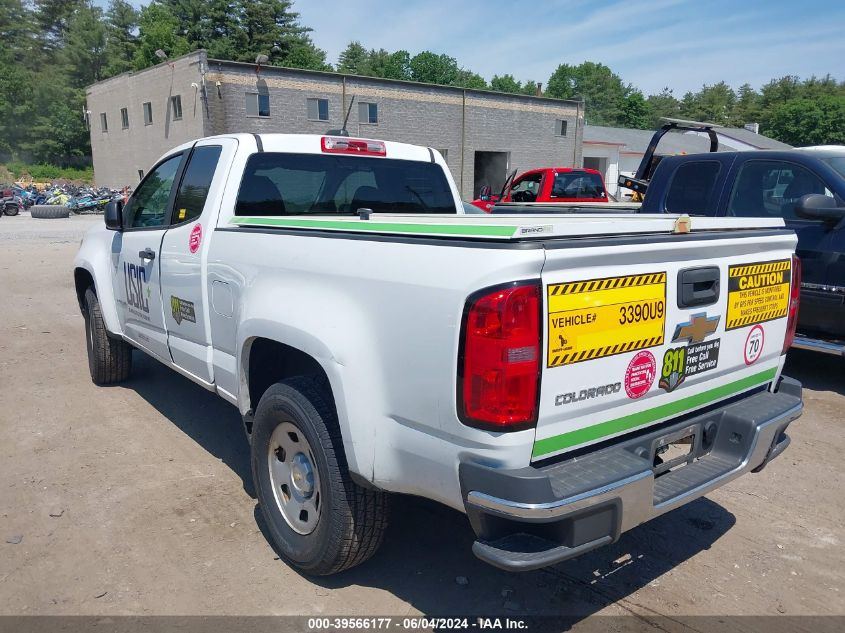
[{"x1": 1, "y1": 162, "x2": 94, "y2": 184}]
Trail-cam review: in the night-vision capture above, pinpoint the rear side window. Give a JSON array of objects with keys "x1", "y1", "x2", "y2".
[
  {"x1": 235, "y1": 153, "x2": 457, "y2": 215},
  {"x1": 664, "y1": 161, "x2": 721, "y2": 215},
  {"x1": 173, "y1": 145, "x2": 222, "y2": 224},
  {"x1": 727, "y1": 160, "x2": 834, "y2": 220},
  {"x1": 551, "y1": 172, "x2": 605, "y2": 199}
]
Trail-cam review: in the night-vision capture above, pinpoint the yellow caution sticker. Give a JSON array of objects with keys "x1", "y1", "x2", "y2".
[
  {"x1": 547, "y1": 273, "x2": 667, "y2": 368},
  {"x1": 726, "y1": 259, "x2": 791, "y2": 330}
]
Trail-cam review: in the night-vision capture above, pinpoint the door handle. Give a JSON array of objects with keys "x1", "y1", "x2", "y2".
[
  {"x1": 139, "y1": 248, "x2": 156, "y2": 261},
  {"x1": 677, "y1": 266, "x2": 719, "y2": 308}
]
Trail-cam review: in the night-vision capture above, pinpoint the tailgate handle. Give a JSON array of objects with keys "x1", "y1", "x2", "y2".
[{"x1": 678, "y1": 266, "x2": 720, "y2": 308}]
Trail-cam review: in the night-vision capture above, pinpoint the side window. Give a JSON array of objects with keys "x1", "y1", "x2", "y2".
[
  {"x1": 172, "y1": 146, "x2": 223, "y2": 224},
  {"x1": 727, "y1": 161, "x2": 834, "y2": 220},
  {"x1": 664, "y1": 161, "x2": 721, "y2": 215},
  {"x1": 510, "y1": 174, "x2": 542, "y2": 201},
  {"x1": 124, "y1": 154, "x2": 182, "y2": 228}
]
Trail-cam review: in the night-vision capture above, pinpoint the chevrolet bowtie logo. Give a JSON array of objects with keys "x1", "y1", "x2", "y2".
[{"x1": 672, "y1": 313, "x2": 720, "y2": 344}]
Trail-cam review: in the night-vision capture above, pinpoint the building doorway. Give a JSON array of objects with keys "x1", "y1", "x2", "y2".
[
  {"x1": 583, "y1": 156, "x2": 608, "y2": 177},
  {"x1": 473, "y1": 151, "x2": 510, "y2": 198}
]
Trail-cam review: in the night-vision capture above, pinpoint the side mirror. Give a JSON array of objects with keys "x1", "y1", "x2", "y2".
[
  {"x1": 795, "y1": 194, "x2": 845, "y2": 223},
  {"x1": 105, "y1": 199, "x2": 123, "y2": 231}
]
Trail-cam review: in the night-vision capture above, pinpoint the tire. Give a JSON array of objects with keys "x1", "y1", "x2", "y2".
[
  {"x1": 4, "y1": 204, "x2": 19, "y2": 216},
  {"x1": 83, "y1": 287, "x2": 132, "y2": 385},
  {"x1": 251, "y1": 376, "x2": 388, "y2": 575},
  {"x1": 30, "y1": 205, "x2": 70, "y2": 219}
]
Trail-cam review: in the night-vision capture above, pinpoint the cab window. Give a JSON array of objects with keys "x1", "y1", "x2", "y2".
[
  {"x1": 727, "y1": 160, "x2": 834, "y2": 220},
  {"x1": 234, "y1": 153, "x2": 457, "y2": 215},
  {"x1": 664, "y1": 161, "x2": 721, "y2": 215},
  {"x1": 509, "y1": 173, "x2": 542, "y2": 202},
  {"x1": 551, "y1": 172, "x2": 605, "y2": 199},
  {"x1": 124, "y1": 154, "x2": 182, "y2": 228}
]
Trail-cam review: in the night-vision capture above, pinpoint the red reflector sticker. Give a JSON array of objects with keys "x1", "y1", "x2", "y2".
[
  {"x1": 625, "y1": 350, "x2": 656, "y2": 399},
  {"x1": 189, "y1": 223, "x2": 202, "y2": 254}
]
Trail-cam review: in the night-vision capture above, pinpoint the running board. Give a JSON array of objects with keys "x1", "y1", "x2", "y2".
[{"x1": 792, "y1": 335, "x2": 845, "y2": 357}]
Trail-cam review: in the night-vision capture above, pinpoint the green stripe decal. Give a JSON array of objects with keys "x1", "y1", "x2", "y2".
[
  {"x1": 532, "y1": 368, "x2": 777, "y2": 459},
  {"x1": 231, "y1": 216, "x2": 517, "y2": 238}
]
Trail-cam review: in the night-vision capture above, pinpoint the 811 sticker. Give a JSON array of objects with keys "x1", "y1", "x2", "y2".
[{"x1": 547, "y1": 272, "x2": 666, "y2": 368}]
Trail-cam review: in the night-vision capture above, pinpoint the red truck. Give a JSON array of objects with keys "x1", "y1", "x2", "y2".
[{"x1": 471, "y1": 167, "x2": 609, "y2": 212}]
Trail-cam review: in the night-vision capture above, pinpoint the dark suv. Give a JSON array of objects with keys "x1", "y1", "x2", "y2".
[{"x1": 640, "y1": 147, "x2": 845, "y2": 355}]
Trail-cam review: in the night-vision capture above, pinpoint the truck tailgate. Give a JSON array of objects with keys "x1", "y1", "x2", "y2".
[{"x1": 534, "y1": 230, "x2": 797, "y2": 462}]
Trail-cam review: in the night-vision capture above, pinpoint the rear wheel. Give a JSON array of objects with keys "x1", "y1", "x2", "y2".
[
  {"x1": 251, "y1": 377, "x2": 388, "y2": 575},
  {"x1": 4, "y1": 204, "x2": 19, "y2": 216},
  {"x1": 83, "y1": 287, "x2": 132, "y2": 385}
]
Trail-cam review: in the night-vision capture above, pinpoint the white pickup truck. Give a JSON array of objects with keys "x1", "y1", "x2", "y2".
[{"x1": 74, "y1": 133, "x2": 803, "y2": 575}]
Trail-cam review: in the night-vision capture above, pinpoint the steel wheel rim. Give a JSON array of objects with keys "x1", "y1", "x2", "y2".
[{"x1": 267, "y1": 420, "x2": 321, "y2": 535}]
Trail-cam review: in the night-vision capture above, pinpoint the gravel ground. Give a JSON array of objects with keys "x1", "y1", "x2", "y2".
[{"x1": 0, "y1": 216, "x2": 843, "y2": 625}]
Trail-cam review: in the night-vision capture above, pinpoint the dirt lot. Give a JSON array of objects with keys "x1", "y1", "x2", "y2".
[{"x1": 1, "y1": 214, "x2": 844, "y2": 623}]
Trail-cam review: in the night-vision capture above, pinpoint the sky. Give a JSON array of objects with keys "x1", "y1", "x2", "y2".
[
  {"x1": 295, "y1": 0, "x2": 845, "y2": 95},
  {"x1": 103, "y1": 0, "x2": 845, "y2": 96}
]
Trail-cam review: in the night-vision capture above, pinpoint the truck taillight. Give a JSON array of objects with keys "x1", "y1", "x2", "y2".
[
  {"x1": 458, "y1": 282, "x2": 541, "y2": 431},
  {"x1": 783, "y1": 255, "x2": 801, "y2": 354},
  {"x1": 321, "y1": 136, "x2": 386, "y2": 156}
]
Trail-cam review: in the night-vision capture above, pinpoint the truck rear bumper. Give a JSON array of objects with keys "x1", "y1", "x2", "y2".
[{"x1": 460, "y1": 376, "x2": 803, "y2": 572}]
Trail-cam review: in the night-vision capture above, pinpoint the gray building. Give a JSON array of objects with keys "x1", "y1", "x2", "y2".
[{"x1": 86, "y1": 50, "x2": 583, "y2": 198}]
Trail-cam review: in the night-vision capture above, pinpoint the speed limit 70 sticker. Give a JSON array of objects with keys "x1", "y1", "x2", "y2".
[
  {"x1": 744, "y1": 325, "x2": 765, "y2": 365},
  {"x1": 547, "y1": 272, "x2": 666, "y2": 368}
]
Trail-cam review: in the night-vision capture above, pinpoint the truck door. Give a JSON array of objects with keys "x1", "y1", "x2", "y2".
[
  {"x1": 159, "y1": 138, "x2": 237, "y2": 384},
  {"x1": 111, "y1": 152, "x2": 186, "y2": 362}
]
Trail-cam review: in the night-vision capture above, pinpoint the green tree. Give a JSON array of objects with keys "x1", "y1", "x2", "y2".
[
  {"x1": 764, "y1": 96, "x2": 845, "y2": 146},
  {"x1": 133, "y1": 2, "x2": 191, "y2": 70},
  {"x1": 759, "y1": 75, "x2": 802, "y2": 110},
  {"x1": 546, "y1": 62, "x2": 629, "y2": 125},
  {"x1": 367, "y1": 49, "x2": 410, "y2": 80},
  {"x1": 238, "y1": 0, "x2": 329, "y2": 70},
  {"x1": 454, "y1": 68, "x2": 487, "y2": 89},
  {"x1": 521, "y1": 80, "x2": 539, "y2": 96},
  {"x1": 103, "y1": 0, "x2": 139, "y2": 77},
  {"x1": 337, "y1": 41, "x2": 368, "y2": 74},
  {"x1": 679, "y1": 81, "x2": 736, "y2": 124},
  {"x1": 620, "y1": 91, "x2": 651, "y2": 129},
  {"x1": 645, "y1": 87, "x2": 680, "y2": 126},
  {"x1": 490, "y1": 74, "x2": 522, "y2": 94},
  {"x1": 732, "y1": 83, "x2": 762, "y2": 127},
  {"x1": 33, "y1": 0, "x2": 85, "y2": 53},
  {"x1": 62, "y1": 1, "x2": 107, "y2": 87},
  {"x1": 409, "y1": 51, "x2": 458, "y2": 85}
]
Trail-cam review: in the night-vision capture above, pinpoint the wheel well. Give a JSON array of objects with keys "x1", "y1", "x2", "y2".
[
  {"x1": 74, "y1": 268, "x2": 95, "y2": 313},
  {"x1": 246, "y1": 338, "x2": 334, "y2": 433}
]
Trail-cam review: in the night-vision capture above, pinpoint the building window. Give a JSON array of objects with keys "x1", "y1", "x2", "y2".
[
  {"x1": 555, "y1": 120, "x2": 568, "y2": 136},
  {"x1": 307, "y1": 98, "x2": 329, "y2": 121},
  {"x1": 358, "y1": 101, "x2": 378, "y2": 124},
  {"x1": 143, "y1": 102, "x2": 153, "y2": 125},
  {"x1": 171, "y1": 95, "x2": 182, "y2": 120},
  {"x1": 100, "y1": 112, "x2": 108, "y2": 132},
  {"x1": 120, "y1": 107, "x2": 129, "y2": 129},
  {"x1": 246, "y1": 92, "x2": 270, "y2": 117}
]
